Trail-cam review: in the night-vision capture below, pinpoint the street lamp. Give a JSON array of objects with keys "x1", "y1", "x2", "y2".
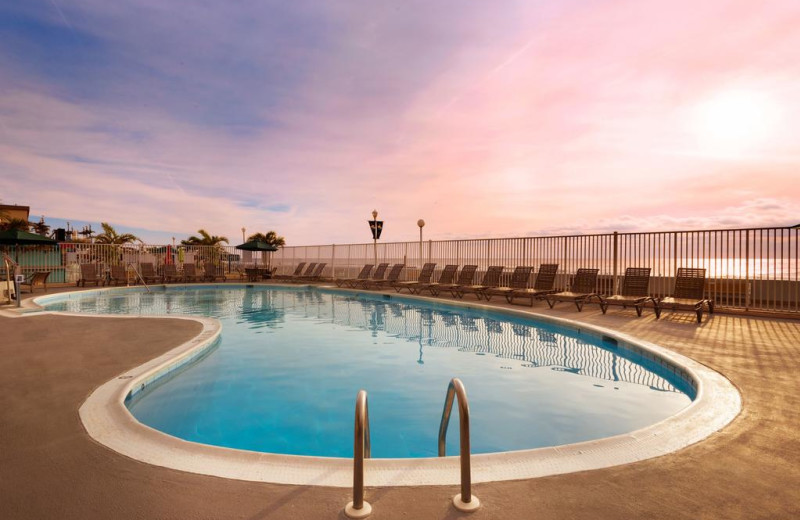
[
  {"x1": 368, "y1": 210, "x2": 383, "y2": 266},
  {"x1": 417, "y1": 219, "x2": 425, "y2": 267},
  {"x1": 241, "y1": 227, "x2": 246, "y2": 243}
]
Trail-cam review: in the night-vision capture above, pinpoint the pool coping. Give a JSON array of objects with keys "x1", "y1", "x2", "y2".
[{"x1": 28, "y1": 284, "x2": 740, "y2": 487}]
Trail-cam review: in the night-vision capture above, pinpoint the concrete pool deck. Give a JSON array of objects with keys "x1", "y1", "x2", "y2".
[{"x1": 1, "y1": 285, "x2": 799, "y2": 519}]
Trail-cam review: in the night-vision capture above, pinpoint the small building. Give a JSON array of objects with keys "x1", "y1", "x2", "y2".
[{"x1": 0, "y1": 204, "x2": 30, "y2": 222}]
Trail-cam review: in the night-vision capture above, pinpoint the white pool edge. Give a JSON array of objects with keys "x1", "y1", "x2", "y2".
[{"x1": 31, "y1": 285, "x2": 740, "y2": 487}]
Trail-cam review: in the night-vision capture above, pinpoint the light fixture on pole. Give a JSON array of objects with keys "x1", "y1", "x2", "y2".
[
  {"x1": 368, "y1": 210, "x2": 383, "y2": 267},
  {"x1": 241, "y1": 227, "x2": 246, "y2": 242},
  {"x1": 417, "y1": 219, "x2": 425, "y2": 267}
]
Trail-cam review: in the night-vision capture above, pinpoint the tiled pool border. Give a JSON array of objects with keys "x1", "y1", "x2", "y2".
[{"x1": 24, "y1": 284, "x2": 740, "y2": 487}]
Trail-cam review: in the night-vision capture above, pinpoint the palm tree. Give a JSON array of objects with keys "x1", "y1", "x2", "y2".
[
  {"x1": 30, "y1": 217, "x2": 51, "y2": 237},
  {"x1": 95, "y1": 222, "x2": 140, "y2": 245},
  {"x1": 246, "y1": 230, "x2": 286, "y2": 247},
  {"x1": 181, "y1": 229, "x2": 229, "y2": 246},
  {"x1": 0, "y1": 218, "x2": 31, "y2": 232}
]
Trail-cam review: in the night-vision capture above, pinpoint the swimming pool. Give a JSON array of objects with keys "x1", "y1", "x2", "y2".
[{"x1": 42, "y1": 285, "x2": 694, "y2": 459}]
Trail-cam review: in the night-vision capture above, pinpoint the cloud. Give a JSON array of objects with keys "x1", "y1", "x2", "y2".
[{"x1": 1, "y1": 0, "x2": 799, "y2": 244}]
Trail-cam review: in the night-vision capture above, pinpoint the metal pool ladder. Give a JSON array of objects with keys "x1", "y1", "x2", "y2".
[
  {"x1": 344, "y1": 390, "x2": 371, "y2": 518},
  {"x1": 438, "y1": 377, "x2": 481, "y2": 512},
  {"x1": 127, "y1": 263, "x2": 151, "y2": 293},
  {"x1": 344, "y1": 379, "x2": 480, "y2": 517}
]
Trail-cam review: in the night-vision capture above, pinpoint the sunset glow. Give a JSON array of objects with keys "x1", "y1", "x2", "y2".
[
  {"x1": 1, "y1": 0, "x2": 799, "y2": 244},
  {"x1": 690, "y1": 89, "x2": 780, "y2": 159}
]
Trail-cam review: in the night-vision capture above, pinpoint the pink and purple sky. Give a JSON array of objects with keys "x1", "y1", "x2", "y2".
[{"x1": 1, "y1": 0, "x2": 798, "y2": 245}]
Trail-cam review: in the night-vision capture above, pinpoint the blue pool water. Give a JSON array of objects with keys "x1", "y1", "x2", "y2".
[{"x1": 43, "y1": 286, "x2": 694, "y2": 458}]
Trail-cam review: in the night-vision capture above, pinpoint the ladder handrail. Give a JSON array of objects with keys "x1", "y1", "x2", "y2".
[
  {"x1": 345, "y1": 389, "x2": 372, "y2": 518},
  {"x1": 438, "y1": 377, "x2": 479, "y2": 511},
  {"x1": 127, "y1": 263, "x2": 151, "y2": 293}
]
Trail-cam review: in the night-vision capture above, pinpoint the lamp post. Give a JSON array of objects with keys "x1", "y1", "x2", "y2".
[
  {"x1": 241, "y1": 227, "x2": 246, "y2": 243},
  {"x1": 417, "y1": 219, "x2": 425, "y2": 267},
  {"x1": 369, "y1": 210, "x2": 383, "y2": 267}
]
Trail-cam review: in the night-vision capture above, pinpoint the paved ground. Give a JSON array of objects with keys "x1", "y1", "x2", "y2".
[{"x1": 1, "y1": 284, "x2": 799, "y2": 519}]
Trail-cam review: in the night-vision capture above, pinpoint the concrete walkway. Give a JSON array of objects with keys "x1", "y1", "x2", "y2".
[{"x1": 1, "y1": 286, "x2": 798, "y2": 519}]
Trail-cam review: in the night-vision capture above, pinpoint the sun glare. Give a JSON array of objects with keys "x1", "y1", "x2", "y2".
[{"x1": 690, "y1": 89, "x2": 778, "y2": 159}]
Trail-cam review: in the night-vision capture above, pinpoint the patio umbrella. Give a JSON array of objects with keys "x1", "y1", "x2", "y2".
[
  {"x1": 0, "y1": 229, "x2": 58, "y2": 245},
  {"x1": 235, "y1": 240, "x2": 279, "y2": 267}
]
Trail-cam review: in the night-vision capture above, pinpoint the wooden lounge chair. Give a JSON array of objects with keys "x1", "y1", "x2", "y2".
[
  {"x1": 483, "y1": 266, "x2": 534, "y2": 302},
  {"x1": 162, "y1": 264, "x2": 182, "y2": 283},
  {"x1": 77, "y1": 263, "x2": 104, "y2": 287},
  {"x1": 363, "y1": 263, "x2": 405, "y2": 289},
  {"x1": 545, "y1": 268, "x2": 600, "y2": 311},
  {"x1": 293, "y1": 262, "x2": 327, "y2": 283},
  {"x1": 412, "y1": 264, "x2": 458, "y2": 296},
  {"x1": 456, "y1": 266, "x2": 504, "y2": 300},
  {"x1": 392, "y1": 263, "x2": 436, "y2": 293},
  {"x1": 655, "y1": 268, "x2": 714, "y2": 323},
  {"x1": 107, "y1": 265, "x2": 128, "y2": 286},
  {"x1": 508, "y1": 264, "x2": 559, "y2": 306},
  {"x1": 139, "y1": 262, "x2": 162, "y2": 284},
  {"x1": 352, "y1": 263, "x2": 390, "y2": 289},
  {"x1": 596, "y1": 267, "x2": 656, "y2": 317},
  {"x1": 202, "y1": 265, "x2": 226, "y2": 282},
  {"x1": 435, "y1": 265, "x2": 478, "y2": 297},
  {"x1": 274, "y1": 262, "x2": 307, "y2": 280},
  {"x1": 182, "y1": 263, "x2": 200, "y2": 282},
  {"x1": 335, "y1": 264, "x2": 374, "y2": 287},
  {"x1": 21, "y1": 271, "x2": 51, "y2": 293}
]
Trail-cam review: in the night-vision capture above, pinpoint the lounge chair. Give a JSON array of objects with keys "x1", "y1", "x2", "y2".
[
  {"x1": 21, "y1": 271, "x2": 51, "y2": 293},
  {"x1": 545, "y1": 268, "x2": 600, "y2": 311},
  {"x1": 162, "y1": 264, "x2": 182, "y2": 283},
  {"x1": 274, "y1": 262, "x2": 307, "y2": 280},
  {"x1": 108, "y1": 265, "x2": 128, "y2": 286},
  {"x1": 392, "y1": 263, "x2": 436, "y2": 293},
  {"x1": 596, "y1": 267, "x2": 656, "y2": 317},
  {"x1": 434, "y1": 265, "x2": 478, "y2": 297},
  {"x1": 363, "y1": 263, "x2": 405, "y2": 289},
  {"x1": 412, "y1": 264, "x2": 458, "y2": 296},
  {"x1": 289, "y1": 262, "x2": 317, "y2": 282},
  {"x1": 483, "y1": 266, "x2": 534, "y2": 302},
  {"x1": 455, "y1": 266, "x2": 504, "y2": 299},
  {"x1": 139, "y1": 262, "x2": 162, "y2": 284},
  {"x1": 293, "y1": 262, "x2": 327, "y2": 283},
  {"x1": 335, "y1": 264, "x2": 374, "y2": 287},
  {"x1": 182, "y1": 263, "x2": 201, "y2": 282},
  {"x1": 655, "y1": 268, "x2": 714, "y2": 323},
  {"x1": 352, "y1": 263, "x2": 390, "y2": 289},
  {"x1": 77, "y1": 263, "x2": 104, "y2": 287},
  {"x1": 202, "y1": 265, "x2": 226, "y2": 282},
  {"x1": 508, "y1": 264, "x2": 559, "y2": 306}
]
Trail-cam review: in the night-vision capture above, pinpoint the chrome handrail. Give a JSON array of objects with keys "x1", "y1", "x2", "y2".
[
  {"x1": 438, "y1": 377, "x2": 480, "y2": 512},
  {"x1": 344, "y1": 389, "x2": 372, "y2": 518},
  {"x1": 127, "y1": 263, "x2": 151, "y2": 293}
]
